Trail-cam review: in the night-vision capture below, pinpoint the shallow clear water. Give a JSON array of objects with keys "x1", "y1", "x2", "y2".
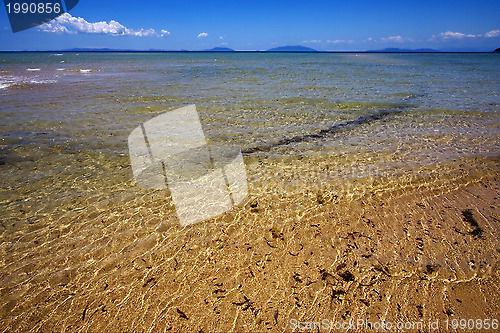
[
  {"x1": 0, "y1": 52, "x2": 499, "y2": 230},
  {"x1": 1, "y1": 52, "x2": 499, "y2": 332}
]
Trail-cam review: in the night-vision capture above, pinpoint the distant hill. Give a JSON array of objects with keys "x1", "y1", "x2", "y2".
[
  {"x1": 368, "y1": 48, "x2": 440, "y2": 53},
  {"x1": 61, "y1": 48, "x2": 161, "y2": 52},
  {"x1": 62, "y1": 48, "x2": 178, "y2": 52},
  {"x1": 63, "y1": 48, "x2": 125, "y2": 52},
  {"x1": 204, "y1": 47, "x2": 235, "y2": 52},
  {"x1": 266, "y1": 45, "x2": 317, "y2": 52},
  {"x1": 494, "y1": 48, "x2": 500, "y2": 53}
]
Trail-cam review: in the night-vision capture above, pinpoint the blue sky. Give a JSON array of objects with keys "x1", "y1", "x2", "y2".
[{"x1": 1, "y1": 0, "x2": 500, "y2": 51}]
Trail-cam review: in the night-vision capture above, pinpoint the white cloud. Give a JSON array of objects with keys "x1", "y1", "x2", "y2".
[
  {"x1": 380, "y1": 35, "x2": 415, "y2": 43},
  {"x1": 434, "y1": 31, "x2": 476, "y2": 40},
  {"x1": 160, "y1": 29, "x2": 171, "y2": 37},
  {"x1": 303, "y1": 40, "x2": 322, "y2": 44},
  {"x1": 485, "y1": 30, "x2": 500, "y2": 38},
  {"x1": 197, "y1": 32, "x2": 208, "y2": 38},
  {"x1": 133, "y1": 28, "x2": 157, "y2": 37},
  {"x1": 326, "y1": 39, "x2": 354, "y2": 45},
  {"x1": 429, "y1": 29, "x2": 500, "y2": 40},
  {"x1": 381, "y1": 35, "x2": 404, "y2": 43},
  {"x1": 39, "y1": 13, "x2": 160, "y2": 37}
]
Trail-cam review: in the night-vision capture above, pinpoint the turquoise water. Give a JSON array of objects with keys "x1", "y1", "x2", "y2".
[{"x1": 0, "y1": 52, "x2": 499, "y2": 229}]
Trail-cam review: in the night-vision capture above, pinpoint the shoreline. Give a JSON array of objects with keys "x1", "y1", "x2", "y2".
[{"x1": 1, "y1": 155, "x2": 498, "y2": 332}]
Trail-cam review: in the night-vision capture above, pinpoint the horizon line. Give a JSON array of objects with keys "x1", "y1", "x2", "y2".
[{"x1": 0, "y1": 49, "x2": 498, "y2": 53}]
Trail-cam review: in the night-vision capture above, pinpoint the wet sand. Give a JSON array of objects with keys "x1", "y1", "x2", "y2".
[
  {"x1": 1, "y1": 53, "x2": 499, "y2": 332},
  {"x1": 0, "y1": 154, "x2": 498, "y2": 332}
]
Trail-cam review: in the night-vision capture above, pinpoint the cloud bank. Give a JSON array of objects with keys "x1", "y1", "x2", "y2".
[
  {"x1": 429, "y1": 29, "x2": 500, "y2": 41},
  {"x1": 381, "y1": 35, "x2": 404, "y2": 43},
  {"x1": 39, "y1": 13, "x2": 168, "y2": 37},
  {"x1": 485, "y1": 30, "x2": 500, "y2": 38},
  {"x1": 160, "y1": 30, "x2": 171, "y2": 37},
  {"x1": 435, "y1": 31, "x2": 477, "y2": 40},
  {"x1": 322, "y1": 29, "x2": 499, "y2": 47}
]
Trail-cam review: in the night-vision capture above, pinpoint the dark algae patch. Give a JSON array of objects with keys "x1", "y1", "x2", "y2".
[
  {"x1": 338, "y1": 270, "x2": 355, "y2": 282},
  {"x1": 242, "y1": 108, "x2": 405, "y2": 154},
  {"x1": 270, "y1": 227, "x2": 283, "y2": 240},
  {"x1": 316, "y1": 191, "x2": 325, "y2": 204},
  {"x1": 461, "y1": 209, "x2": 483, "y2": 238},
  {"x1": 425, "y1": 264, "x2": 440, "y2": 275}
]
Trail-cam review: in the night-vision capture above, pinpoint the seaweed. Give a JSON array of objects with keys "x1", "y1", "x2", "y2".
[
  {"x1": 232, "y1": 296, "x2": 255, "y2": 312},
  {"x1": 320, "y1": 269, "x2": 334, "y2": 281},
  {"x1": 292, "y1": 272, "x2": 303, "y2": 283},
  {"x1": 242, "y1": 109, "x2": 405, "y2": 154},
  {"x1": 417, "y1": 305, "x2": 423, "y2": 318},
  {"x1": 462, "y1": 209, "x2": 478, "y2": 227},
  {"x1": 425, "y1": 264, "x2": 439, "y2": 275},
  {"x1": 250, "y1": 201, "x2": 259, "y2": 212},
  {"x1": 177, "y1": 308, "x2": 188, "y2": 320},
  {"x1": 373, "y1": 264, "x2": 391, "y2": 276},
  {"x1": 330, "y1": 289, "x2": 346, "y2": 302},
  {"x1": 461, "y1": 209, "x2": 483, "y2": 238},
  {"x1": 338, "y1": 270, "x2": 355, "y2": 282},
  {"x1": 270, "y1": 227, "x2": 282, "y2": 239},
  {"x1": 316, "y1": 191, "x2": 325, "y2": 204}
]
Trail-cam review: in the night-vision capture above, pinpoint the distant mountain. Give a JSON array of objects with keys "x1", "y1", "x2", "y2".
[
  {"x1": 63, "y1": 48, "x2": 135, "y2": 52},
  {"x1": 494, "y1": 48, "x2": 500, "y2": 53},
  {"x1": 266, "y1": 45, "x2": 317, "y2": 52},
  {"x1": 62, "y1": 48, "x2": 181, "y2": 52},
  {"x1": 368, "y1": 48, "x2": 440, "y2": 53},
  {"x1": 204, "y1": 47, "x2": 235, "y2": 52}
]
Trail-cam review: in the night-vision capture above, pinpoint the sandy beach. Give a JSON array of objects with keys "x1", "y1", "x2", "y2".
[
  {"x1": 1, "y1": 153, "x2": 498, "y2": 332},
  {"x1": 1, "y1": 52, "x2": 499, "y2": 332}
]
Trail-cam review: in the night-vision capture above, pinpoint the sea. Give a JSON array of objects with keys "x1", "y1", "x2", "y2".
[
  {"x1": 0, "y1": 52, "x2": 499, "y2": 332},
  {"x1": 0, "y1": 52, "x2": 499, "y2": 229}
]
